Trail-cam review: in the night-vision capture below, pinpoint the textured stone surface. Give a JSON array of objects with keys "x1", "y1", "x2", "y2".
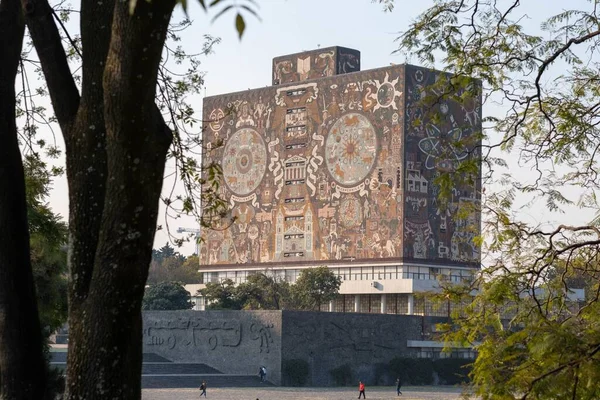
[
  {"x1": 143, "y1": 311, "x2": 283, "y2": 384},
  {"x1": 142, "y1": 310, "x2": 446, "y2": 387},
  {"x1": 281, "y1": 311, "x2": 424, "y2": 386}
]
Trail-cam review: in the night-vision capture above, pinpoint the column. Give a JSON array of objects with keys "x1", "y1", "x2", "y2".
[
  {"x1": 354, "y1": 294, "x2": 360, "y2": 313},
  {"x1": 407, "y1": 294, "x2": 414, "y2": 315},
  {"x1": 380, "y1": 294, "x2": 387, "y2": 314},
  {"x1": 329, "y1": 300, "x2": 334, "y2": 312}
]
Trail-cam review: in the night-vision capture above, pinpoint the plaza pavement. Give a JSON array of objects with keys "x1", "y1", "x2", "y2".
[{"x1": 142, "y1": 385, "x2": 473, "y2": 400}]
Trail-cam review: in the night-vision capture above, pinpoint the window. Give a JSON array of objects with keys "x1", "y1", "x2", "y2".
[
  {"x1": 285, "y1": 161, "x2": 305, "y2": 168},
  {"x1": 338, "y1": 267, "x2": 350, "y2": 281},
  {"x1": 285, "y1": 179, "x2": 305, "y2": 185},
  {"x1": 286, "y1": 143, "x2": 307, "y2": 150},
  {"x1": 285, "y1": 269, "x2": 298, "y2": 283},
  {"x1": 286, "y1": 125, "x2": 306, "y2": 132},
  {"x1": 331, "y1": 295, "x2": 345, "y2": 313},
  {"x1": 284, "y1": 233, "x2": 304, "y2": 239},
  {"x1": 286, "y1": 89, "x2": 306, "y2": 96},
  {"x1": 284, "y1": 252, "x2": 304, "y2": 257},
  {"x1": 286, "y1": 107, "x2": 306, "y2": 114}
]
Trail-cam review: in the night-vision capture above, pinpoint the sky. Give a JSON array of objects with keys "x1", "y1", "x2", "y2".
[{"x1": 45, "y1": 0, "x2": 597, "y2": 257}]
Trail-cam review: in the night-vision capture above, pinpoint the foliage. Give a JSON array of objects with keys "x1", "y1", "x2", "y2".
[
  {"x1": 24, "y1": 154, "x2": 68, "y2": 399},
  {"x1": 291, "y1": 266, "x2": 342, "y2": 311},
  {"x1": 237, "y1": 272, "x2": 291, "y2": 310},
  {"x1": 282, "y1": 359, "x2": 310, "y2": 387},
  {"x1": 44, "y1": 366, "x2": 66, "y2": 400},
  {"x1": 200, "y1": 272, "x2": 291, "y2": 310},
  {"x1": 0, "y1": 0, "x2": 265, "y2": 395},
  {"x1": 142, "y1": 282, "x2": 193, "y2": 311},
  {"x1": 397, "y1": 1, "x2": 600, "y2": 398},
  {"x1": 147, "y1": 246, "x2": 199, "y2": 284},
  {"x1": 199, "y1": 268, "x2": 341, "y2": 311},
  {"x1": 25, "y1": 154, "x2": 68, "y2": 338},
  {"x1": 433, "y1": 358, "x2": 471, "y2": 385},
  {"x1": 388, "y1": 357, "x2": 433, "y2": 385},
  {"x1": 151, "y1": 242, "x2": 184, "y2": 264},
  {"x1": 200, "y1": 279, "x2": 245, "y2": 310},
  {"x1": 329, "y1": 363, "x2": 354, "y2": 386}
]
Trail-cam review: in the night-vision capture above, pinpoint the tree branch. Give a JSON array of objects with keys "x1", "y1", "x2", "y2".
[{"x1": 21, "y1": 0, "x2": 80, "y2": 131}]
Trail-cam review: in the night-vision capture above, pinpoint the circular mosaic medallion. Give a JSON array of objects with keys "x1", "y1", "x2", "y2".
[
  {"x1": 339, "y1": 196, "x2": 363, "y2": 229},
  {"x1": 222, "y1": 128, "x2": 267, "y2": 195},
  {"x1": 325, "y1": 113, "x2": 377, "y2": 186}
]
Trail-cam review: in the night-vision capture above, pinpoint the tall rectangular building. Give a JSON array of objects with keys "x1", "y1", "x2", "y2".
[{"x1": 198, "y1": 47, "x2": 481, "y2": 315}]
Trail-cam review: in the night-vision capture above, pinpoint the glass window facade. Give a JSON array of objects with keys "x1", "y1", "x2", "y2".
[{"x1": 196, "y1": 265, "x2": 476, "y2": 316}]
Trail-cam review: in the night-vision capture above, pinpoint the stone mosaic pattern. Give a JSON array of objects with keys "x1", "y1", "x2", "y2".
[{"x1": 201, "y1": 62, "x2": 481, "y2": 268}]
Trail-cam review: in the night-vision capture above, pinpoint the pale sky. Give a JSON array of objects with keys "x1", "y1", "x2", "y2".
[{"x1": 45, "y1": 0, "x2": 596, "y2": 256}]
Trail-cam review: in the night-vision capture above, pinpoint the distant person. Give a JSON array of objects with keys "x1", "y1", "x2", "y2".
[
  {"x1": 262, "y1": 366, "x2": 267, "y2": 382},
  {"x1": 199, "y1": 380, "x2": 207, "y2": 397},
  {"x1": 396, "y1": 377, "x2": 402, "y2": 396},
  {"x1": 258, "y1": 366, "x2": 265, "y2": 382},
  {"x1": 358, "y1": 380, "x2": 366, "y2": 399}
]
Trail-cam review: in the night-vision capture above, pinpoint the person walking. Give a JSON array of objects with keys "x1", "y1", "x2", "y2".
[
  {"x1": 199, "y1": 380, "x2": 207, "y2": 397},
  {"x1": 261, "y1": 366, "x2": 267, "y2": 382},
  {"x1": 258, "y1": 366, "x2": 266, "y2": 382},
  {"x1": 358, "y1": 380, "x2": 366, "y2": 399},
  {"x1": 396, "y1": 377, "x2": 402, "y2": 396}
]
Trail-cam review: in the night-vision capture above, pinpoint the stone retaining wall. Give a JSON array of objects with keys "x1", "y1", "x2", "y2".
[{"x1": 142, "y1": 310, "x2": 443, "y2": 386}]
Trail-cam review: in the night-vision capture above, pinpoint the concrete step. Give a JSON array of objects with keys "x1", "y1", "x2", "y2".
[
  {"x1": 50, "y1": 362, "x2": 224, "y2": 379},
  {"x1": 141, "y1": 374, "x2": 274, "y2": 389},
  {"x1": 141, "y1": 353, "x2": 172, "y2": 363},
  {"x1": 142, "y1": 363, "x2": 221, "y2": 375},
  {"x1": 49, "y1": 352, "x2": 172, "y2": 363}
]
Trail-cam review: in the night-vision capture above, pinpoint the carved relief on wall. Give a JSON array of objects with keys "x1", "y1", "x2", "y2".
[{"x1": 144, "y1": 317, "x2": 274, "y2": 354}]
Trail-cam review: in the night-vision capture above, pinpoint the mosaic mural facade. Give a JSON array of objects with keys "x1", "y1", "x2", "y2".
[
  {"x1": 201, "y1": 49, "x2": 481, "y2": 268},
  {"x1": 272, "y1": 46, "x2": 361, "y2": 85}
]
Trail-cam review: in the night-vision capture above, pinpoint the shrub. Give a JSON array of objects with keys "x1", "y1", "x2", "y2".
[
  {"x1": 433, "y1": 358, "x2": 472, "y2": 385},
  {"x1": 388, "y1": 357, "x2": 434, "y2": 385},
  {"x1": 283, "y1": 359, "x2": 310, "y2": 386},
  {"x1": 329, "y1": 363, "x2": 353, "y2": 386}
]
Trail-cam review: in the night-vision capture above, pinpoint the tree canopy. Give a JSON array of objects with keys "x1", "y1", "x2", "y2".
[
  {"x1": 0, "y1": 0, "x2": 258, "y2": 397},
  {"x1": 291, "y1": 266, "x2": 342, "y2": 311},
  {"x1": 397, "y1": 1, "x2": 600, "y2": 399},
  {"x1": 142, "y1": 281, "x2": 193, "y2": 311},
  {"x1": 200, "y1": 268, "x2": 341, "y2": 311},
  {"x1": 148, "y1": 245, "x2": 200, "y2": 284}
]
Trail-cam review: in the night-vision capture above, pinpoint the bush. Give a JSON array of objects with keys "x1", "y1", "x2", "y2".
[
  {"x1": 433, "y1": 358, "x2": 472, "y2": 385},
  {"x1": 283, "y1": 359, "x2": 310, "y2": 386},
  {"x1": 46, "y1": 366, "x2": 66, "y2": 400},
  {"x1": 329, "y1": 363, "x2": 353, "y2": 386},
  {"x1": 388, "y1": 357, "x2": 434, "y2": 385}
]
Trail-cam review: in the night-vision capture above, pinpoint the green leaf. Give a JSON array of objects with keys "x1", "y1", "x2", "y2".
[
  {"x1": 178, "y1": 0, "x2": 188, "y2": 14},
  {"x1": 235, "y1": 13, "x2": 246, "y2": 39},
  {"x1": 239, "y1": 4, "x2": 262, "y2": 22}
]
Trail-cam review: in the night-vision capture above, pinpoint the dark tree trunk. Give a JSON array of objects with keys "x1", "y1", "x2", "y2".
[
  {"x1": 0, "y1": 0, "x2": 47, "y2": 398},
  {"x1": 21, "y1": 0, "x2": 175, "y2": 397}
]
